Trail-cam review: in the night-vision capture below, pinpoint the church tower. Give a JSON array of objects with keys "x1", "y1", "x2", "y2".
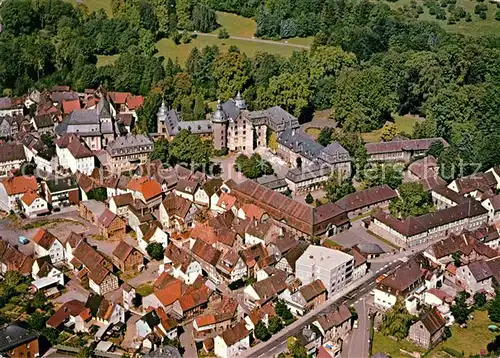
[{"x1": 211, "y1": 100, "x2": 228, "y2": 150}]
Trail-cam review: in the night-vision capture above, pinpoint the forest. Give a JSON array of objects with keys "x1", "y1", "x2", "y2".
[{"x1": 1, "y1": 0, "x2": 500, "y2": 178}]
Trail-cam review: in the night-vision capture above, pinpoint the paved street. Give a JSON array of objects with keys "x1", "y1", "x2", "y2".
[
  {"x1": 242, "y1": 261, "x2": 400, "y2": 358},
  {"x1": 343, "y1": 295, "x2": 371, "y2": 358}
]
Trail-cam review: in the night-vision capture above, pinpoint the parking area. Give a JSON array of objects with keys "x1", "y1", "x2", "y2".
[{"x1": 332, "y1": 221, "x2": 395, "y2": 252}]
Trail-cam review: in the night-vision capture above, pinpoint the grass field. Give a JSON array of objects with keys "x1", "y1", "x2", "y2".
[
  {"x1": 155, "y1": 36, "x2": 305, "y2": 65},
  {"x1": 429, "y1": 311, "x2": 496, "y2": 357},
  {"x1": 212, "y1": 12, "x2": 256, "y2": 38},
  {"x1": 96, "y1": 54, "x2": 119, "y2": 67},
  {"x1": 65, "y1": 0, "x2": 113, "y2": 17},
  {"x1": 372, "y1": 332, "x2": 426, "y2": 357},
  {"x1": 361, "y1": 115, "x2": 420, "y2": 143},
  {"x1": 383, "y1": 0, "x2": 500, "y2": 36}
]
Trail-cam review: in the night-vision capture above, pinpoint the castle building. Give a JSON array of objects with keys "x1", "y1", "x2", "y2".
[{"x1": 156, "y1": 92, "x2": 299, "y2": 153}]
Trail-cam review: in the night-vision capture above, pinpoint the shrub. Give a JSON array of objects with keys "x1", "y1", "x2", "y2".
[
  {"x1": 146, "y1": 242, "x2": 164, "y2": 261},
  {"x1": 218, "y1": 27, "x2": 229, "y2": 39}
]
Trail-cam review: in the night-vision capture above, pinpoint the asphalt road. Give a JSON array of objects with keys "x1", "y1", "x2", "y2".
[{"x1": 243, "y1": 259, "x2": 404, "y2": 358}]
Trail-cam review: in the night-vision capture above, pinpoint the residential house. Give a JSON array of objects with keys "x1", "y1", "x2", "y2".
[
  {"x1": 127, "y1": 177, "x2": 163, "y2": 210},
  {"x1": 373, "y1": 259, "x2": 425, "y2": 312},
  {"x1": 216, "y1": 249, "x2": 248, "y2": 284},
  {"x1": 128, "y1": 199, "x2": 154, "y2": 234},
  {"x1": 0, "y1": 142, "x2": 26, "y2": 176},
  {"x1": 240, "y1": 243, "x2": 269, "y2": 278},
  {"x1": 244, "y1": 220, "x2": 281, "y2": 246},
  {"x1": 280, "y1": 279, "x2": 327, "y2": 316},
  {"x1": 0, "y1": 116, "x2": 18, "y2": 139},
  {"x1": 159, "y1": 193, "x2": 198, "y2": 231},
  {"x1": 214, "y1": 321, "x2": 251, "y2": 358},
  {"x1": 0, "y1": 240, "x2": 34, "y2": 276},
  {"x1": 215, "y1": 192, "x2": 238, "y2": 215},
  {"x1": 244, "y1": 270, "x2": 287, "y2": 308},
  {"x1": 334, "y1": 185, "x2": 397, "y2": 218},
  {"x1": 296, "y1": 246, "x2": 354, "y2": 295},
  {"x1": 408, "y1": 308, "x2": 447, "y2": 349},
  {"x1": 0, "y1": 97, "x2": 24, "y2": 116},
  {"x1": 138, "y1": 221, "x2": 169, "y2": 253},
  {"x1": 108, "y1": 193, "x2": 133, "y2": 217},
  {"x1": 194, "y1": 178, "x2": 223, "y2": 206},
  {"x1": 20, "y1": 191, "x2": 49, "y2": 218},
  {"x1": 312, "y1": 304, "x2": 352, "y2": 343},
  {"x1": 162, "y1": 243, "x2": 201, "y2": 284},
  {"x1": 482, "y1": 194, "x2": 500, "y2": 223},
  {"x1": 172, "y1": 284, "x2": 212, "y2": 319},
  {"x1": 70, "y1": 239, "x2": 119, "y2": 295},
  {"x1": 365, "y1": 138, "x2": 448, "y2": 163},
  {"x1": 193, "y1": 297, "x2": 237, "y2": 338},
  {"x1": 267, "y1": 234, "x2": 300, "y2": 259},
  {"x1": 31, "y1": 256, "x2": 64, "y2": 286},
  {"x1": 191, "y1": 239, "x2": 222, "y2": 284},
  {"x1": 448, "y1": 172, "x2": 497, "y2": 199},
  {"x1": 0, "y1": 175, "x2": 37, "y2": 212},
  {"x1": 32, "y1": 228, "x2": 65, "y2": 263},
  {"x1": 351, "y1": 243, "x2": 385, "y2": 259},
  {"x1": 174, "y1": 179, "x2": 200, "y2": 202},
  {"x1": 424, "y1": 231, "x2": 499, "y2": 268},
  {"x1": 244, "y1": 303, "x2": 276, "y2": 330},
  {"x1": 0, "y1": 324, "x2": 39, "y2": 358},
  {"x1": 46, "y1": 300, "x2": 91, "y2": 332},
  {"x1": 42, "y1": 176, "x2": 79, "y2": 209},
  {"x1": 55, "y1": 134, "x2": 95, "y2": 175},
  {"x1": 231, "y1": 180, "x2": 350, "y2": 237},
  {"x1": 85, "y1": 293, "x2": 126, "y2": 325},
  {"x1": 296, "y1": 325, "x2": 323, "y2": 356},
  {"x1": 351, "y1": 249, "x2": 368, "y2": 281},
  {"x1": 98, "y1": 209, "x2": 126, "y2": 240},
  {"x1": 276, "y1": 242, "x2": 308, "y2": 274},
  {"x1": 31, "y1": 114, "x2": 55, "y2": 133},
  {"x1": 456, "y1": 257, "x2": 500, "y2": 295},
  {"x1": 106, "y1": 134, "x2": 153, "y2": 173},
  {"x1": 112, "y1": 241, "x2": 143, "y2": 273},
  {"x1": 142, "y1": 272, "x2": 183, "y2": 311}
]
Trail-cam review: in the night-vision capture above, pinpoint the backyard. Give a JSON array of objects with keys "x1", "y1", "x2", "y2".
[{"x1": 373, "y1": 311, "x2": 498, "y2": 357}]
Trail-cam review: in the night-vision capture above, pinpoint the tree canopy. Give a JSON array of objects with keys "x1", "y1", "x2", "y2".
[{"x1": 389, "y1": 182, "x2": 433, "y2": 218}]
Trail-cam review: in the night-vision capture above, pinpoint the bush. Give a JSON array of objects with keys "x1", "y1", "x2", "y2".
[
  {"x1": 305, "y1": 193, "x2": 314, "y2": 204},
  {"x1": 465, "y1": 12, "x2": 472, "y2": 21},
  {"x1": 479, "y1": 10, "x2": 487, "y2": 19},
  {"x1": 214, "y1": 148, "x2": 229, "y2": 157},
  {"x1": 443, "y1": 326, "x2": 452, "y2": 339},
  {"x1": 474, "y1": 3, "x2": 488, "y2": 13},
  {"x1": 228, "y1": 279, "x2": 245, "y2": 290},
  {"x1": 496, "y1": 10, "x2": 500, "y2": 19},
  {"x1": 218, "y1": 27, "x2": 229, "y2": 39},
  {"x1": 172, "y1": 32, "x2": 181, "y2": 44},
  {"x1": 181, "y1": 31, "x2": 193, "y2": 44}
]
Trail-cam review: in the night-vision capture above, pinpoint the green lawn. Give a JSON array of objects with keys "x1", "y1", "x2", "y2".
[
  {"x1": 65, "y1": 0, "x2": 113, "y2": 17},
  {"x1": 96, "y1": 54, "x2": 119, "y2": 67},
  {"x1": 361, "y1": 115, "x2": 420, "y2": 143},
  {"x1": 429, "y1": 311, "x2": 496, "y2": 357},
  {"x1": 212, "y1": 12, "x2": 256, "y2": 38},
  {"x1": 136, "y1": 282, "x2": 154, "y2": 297},
  {"x1": 156, "y1": 36, "x2": 305, "y2": 65},
  {"x1": 382, "y1": 0, "x2": 500, "y2": 36},
  {"x1": 372, "y1": 332, "x2": 426, "y2": 357}
]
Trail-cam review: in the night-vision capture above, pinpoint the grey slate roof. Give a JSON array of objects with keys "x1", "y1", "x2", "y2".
[
  {"x1": 278, "y1": 128, "x2": 324, "y2": 161},
  {"x1": 0, "y1": 324, "x2": 39, "y2": 353},
  {"x1": 106, "y1": 134, "x2": 153, "y2": 156},
  {"x1": 256, "y1": 175, "x2": 288, "y2": 190},
  {"x1": 159, "y1": 108, "x2": 212, "y2": 136},
  {"x1": 221, "y1": 99, "x2": 241, "y2": 120},
  {"x1": 0, "y1": 143, "x2": 26, "y2": 163}
]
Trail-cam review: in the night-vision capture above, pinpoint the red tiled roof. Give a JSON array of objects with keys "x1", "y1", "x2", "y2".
[
  {"x1": 195, "y1": 314, "x2": 216, "y2": 328},
  {"x1": 178, "y1": 285, "x2": 211, "y2": 311},
  {"x1": 0, "y1": 176, "x2": 37, "y2": 196},
  {"x1": 366, "y1": 138, "x2": 448, "y2": 155},
  {"x1": 191, "y1": 239, "x2": 221, "y2": 266},
  {"x1": 56, "y1": 134, "x2": 93, "y2": 159},
  {"x1": 21, "y1": 191, "x2": 41, "y2": 206},
  {"x1": 127, "y1": 177, "x2": 162, "y2": 201},
  {"x1": 62, "y1": 99, "x2": 81, "y2": 114},
  {"x1": 153, "y1": 273, "x2": 183, "y2": 306},
  {"x1": 108, "y1": 92, "x2": 131, "y2": 105},
  {"x1": 47, "y1": 300, "x2": 90, "y2": 328},
  {"x1": 98, "y1": 208, "x2": 119, "y2": 228},
  {"x1": 33, "y1": 228, "x2": 58, "y2": 250},
  {"x1": 217, "y1": 193, "x2": 236, "y2": 210},
  {"x1": 112, "y1": 241, "x2": 136, "y2": 262},
  {"x1": 334, "y1": 185, "x2": 397, "y2": 213},
  {"x1": 126, "y1": 95, "x2": 144, "y2": 110}
]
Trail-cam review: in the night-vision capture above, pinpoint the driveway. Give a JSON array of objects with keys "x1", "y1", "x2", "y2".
[
  {"x1": 179, "y1": 323, "x2": 198, "y2": 358},
  {"x1": 126, "y1": 260, "x2": 160, "y2": 287},
  {"x1": 332, "y1": 221, "x2": 394, "y2": 252},
  {"x1": 55, "y1": 279, "x2": 90, "y2": 305},
  {"x1": 213, "y1": 154, "x2": 246, "y2": 183}
]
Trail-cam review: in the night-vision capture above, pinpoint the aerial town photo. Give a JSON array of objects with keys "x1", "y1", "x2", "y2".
[{"x1": 1, "y1": 0, "x2": 500, "y2": 357}]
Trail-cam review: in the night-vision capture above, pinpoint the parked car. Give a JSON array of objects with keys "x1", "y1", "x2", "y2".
[{"x1": 18, "y1": 236, "x2": 29, "y2": 245}]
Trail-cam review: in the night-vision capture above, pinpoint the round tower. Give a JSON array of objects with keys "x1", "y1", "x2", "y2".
[
  {"x1": 211, "y1": 100, "x2": 228, "y2": 151},
  {"x1": 234, "y1": 91, "x2": 247, "y2": 109}
]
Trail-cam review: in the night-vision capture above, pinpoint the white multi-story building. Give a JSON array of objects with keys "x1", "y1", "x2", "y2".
[
  {"x1": 32, "y1": 228, "x2": 65, "y2": 264},
  {"x1": 295, "y1": 246, "x2": 354, "y2": 295},
  {"x1": 55, "y1": 133, "x2": 95, "y2": 175}
]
